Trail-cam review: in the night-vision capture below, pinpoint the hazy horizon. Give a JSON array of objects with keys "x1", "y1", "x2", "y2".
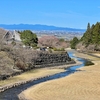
[
  {"x1": 0, "y1": 23, "x2": 87, "y2": 30},
  {"x1": 0, "y1": 0, "x2": 100, "y2": 29}
]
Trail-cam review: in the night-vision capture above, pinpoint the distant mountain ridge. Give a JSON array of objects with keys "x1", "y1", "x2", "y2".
[{"x1": 0, "y1": 24, "x2": 85, "y2": 32}]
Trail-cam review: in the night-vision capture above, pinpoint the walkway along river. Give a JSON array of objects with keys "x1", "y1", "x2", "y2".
[{"x1": 0, "y1": 52, "x2": 86, "y2": 100}]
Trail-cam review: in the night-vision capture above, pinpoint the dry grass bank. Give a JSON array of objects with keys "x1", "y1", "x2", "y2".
[
  {"x1": 21, "y1": 52, "x2": 100, "y2": 100},
  {"x1": 0, "y1": 68, "x2": 65, "y2": 87}
]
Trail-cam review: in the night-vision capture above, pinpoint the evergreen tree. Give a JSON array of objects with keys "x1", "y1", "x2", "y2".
[
  {"x1": 79, "y1": 22, "x2": 100, "y2": 51},
  {"x1": 20, "y1": 30, "x2": 38, "y2": 47},
  {"x1": 81, "y1": 23, "x2": 92, "y2": 47},
  {"x1": 70, "y1": 37, "x2": 79, "y2": 49},
  {"x1": 92, "y1": 22, "x2": 100, "y2": 45}
]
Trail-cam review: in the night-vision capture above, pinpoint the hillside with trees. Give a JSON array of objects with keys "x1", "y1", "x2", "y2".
[{"x1": 74, "y1": 22, "x2": 100, "y2": 52}]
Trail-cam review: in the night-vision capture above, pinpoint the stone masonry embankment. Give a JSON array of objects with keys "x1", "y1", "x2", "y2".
[{"x1": 33, "y1": 52, "x2": 74, "y2": 67}]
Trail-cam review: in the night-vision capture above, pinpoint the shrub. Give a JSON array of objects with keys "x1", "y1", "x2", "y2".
[
  {"x1": 48, "y1": 48, "x2": 52, "y2": 53},
  {"x1": 0, "y1": 45, "x2": 11, "y2": 52},
  {"x1": 16, "y1": 61, "x2": 26, "y2": 71},
  {"x1": 53, "y1": 48, "x2": 65, "y2": 51},
  {"x1": 84, "y1": 60, "x2": 94, "y2": 66}
]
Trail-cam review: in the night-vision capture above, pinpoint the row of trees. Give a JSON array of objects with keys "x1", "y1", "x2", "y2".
[
  {"x1": 19, "y1": 30, "x2": 69, "y2": 49},
  {"x1": 81, "y1": 22, "x2": 100, "y2": 47}
]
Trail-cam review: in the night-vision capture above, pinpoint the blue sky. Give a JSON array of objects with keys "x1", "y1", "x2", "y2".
[{"x1": 0, "y1": 0, "x2": 100, "y2": 29}]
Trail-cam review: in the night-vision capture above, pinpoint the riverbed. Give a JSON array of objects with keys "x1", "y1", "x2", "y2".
[{"x1": 0, "y1": 52, "x2": 86, "y2": 100}]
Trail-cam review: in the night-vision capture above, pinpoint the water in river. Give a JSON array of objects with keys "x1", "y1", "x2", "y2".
[{"x1": 0, "y1": 52, "x2": 86, "y2": 100}]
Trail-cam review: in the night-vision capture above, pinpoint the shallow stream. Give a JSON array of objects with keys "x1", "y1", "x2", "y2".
[{"x1": 0, "y1": 52, "x2": 86, "y2": 100}]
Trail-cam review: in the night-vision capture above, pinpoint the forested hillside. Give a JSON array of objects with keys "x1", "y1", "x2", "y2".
[
  {"x1": 81, "y1": 22, "x2": 100, "y2": 46},
  {"x1": 71, "y1": 22, "x2": 100, "y2": 52}
]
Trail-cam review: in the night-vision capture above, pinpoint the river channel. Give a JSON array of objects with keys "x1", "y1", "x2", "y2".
[{"x1": 0, "y1": 52, "x2": 86, "y2": 100}]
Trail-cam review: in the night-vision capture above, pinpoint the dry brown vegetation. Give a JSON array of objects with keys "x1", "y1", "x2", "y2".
[
  {"x1": 0, "y1": 51, "x2": 14, "y2": 74},
  {"x1": 0, "y1": 40, "x2": 42, "y2": 79},
  {"x1": 0, "y1": 28, "x2": 72, "y2": 81},
  {"x1": 38, "y1": 35, "x2": 68, "y2": 48},
  {"x1": 0, "y1": 42, "x2": 71, "y2": 80},
  {"x1": 0, "y1": 28, "x2": 7, "y2": 40},
  {"x1": 76, "y1": 42, "x2": 100, "y2": 53}
]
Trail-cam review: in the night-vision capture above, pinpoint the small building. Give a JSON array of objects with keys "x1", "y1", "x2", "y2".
[{"x1": 3, "y1": 30, "x2": 21, "y2": 44}]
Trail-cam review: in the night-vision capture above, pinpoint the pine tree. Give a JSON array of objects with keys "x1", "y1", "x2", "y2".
[
  {"x1": 92, "y1": 22, "x2": 100, "y2": 45},
  {"x1": 20, "y1": 30, "x2": 38, "y2": 47},
  {"x1": 81, "y1": 22, "x2": 92, "y2": 47},
  {"x1": 79, "y1": 22, "x2": 100, "y2": 51}
]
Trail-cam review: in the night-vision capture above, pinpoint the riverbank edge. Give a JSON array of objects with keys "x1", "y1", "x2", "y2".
[{"x1": 0, "y1": 52, "x2": 82, "y2": 94}]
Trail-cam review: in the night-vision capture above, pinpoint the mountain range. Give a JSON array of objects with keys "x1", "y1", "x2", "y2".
[{"x1": 0, "y1": 24, "x2": 85, "y2": 32}]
